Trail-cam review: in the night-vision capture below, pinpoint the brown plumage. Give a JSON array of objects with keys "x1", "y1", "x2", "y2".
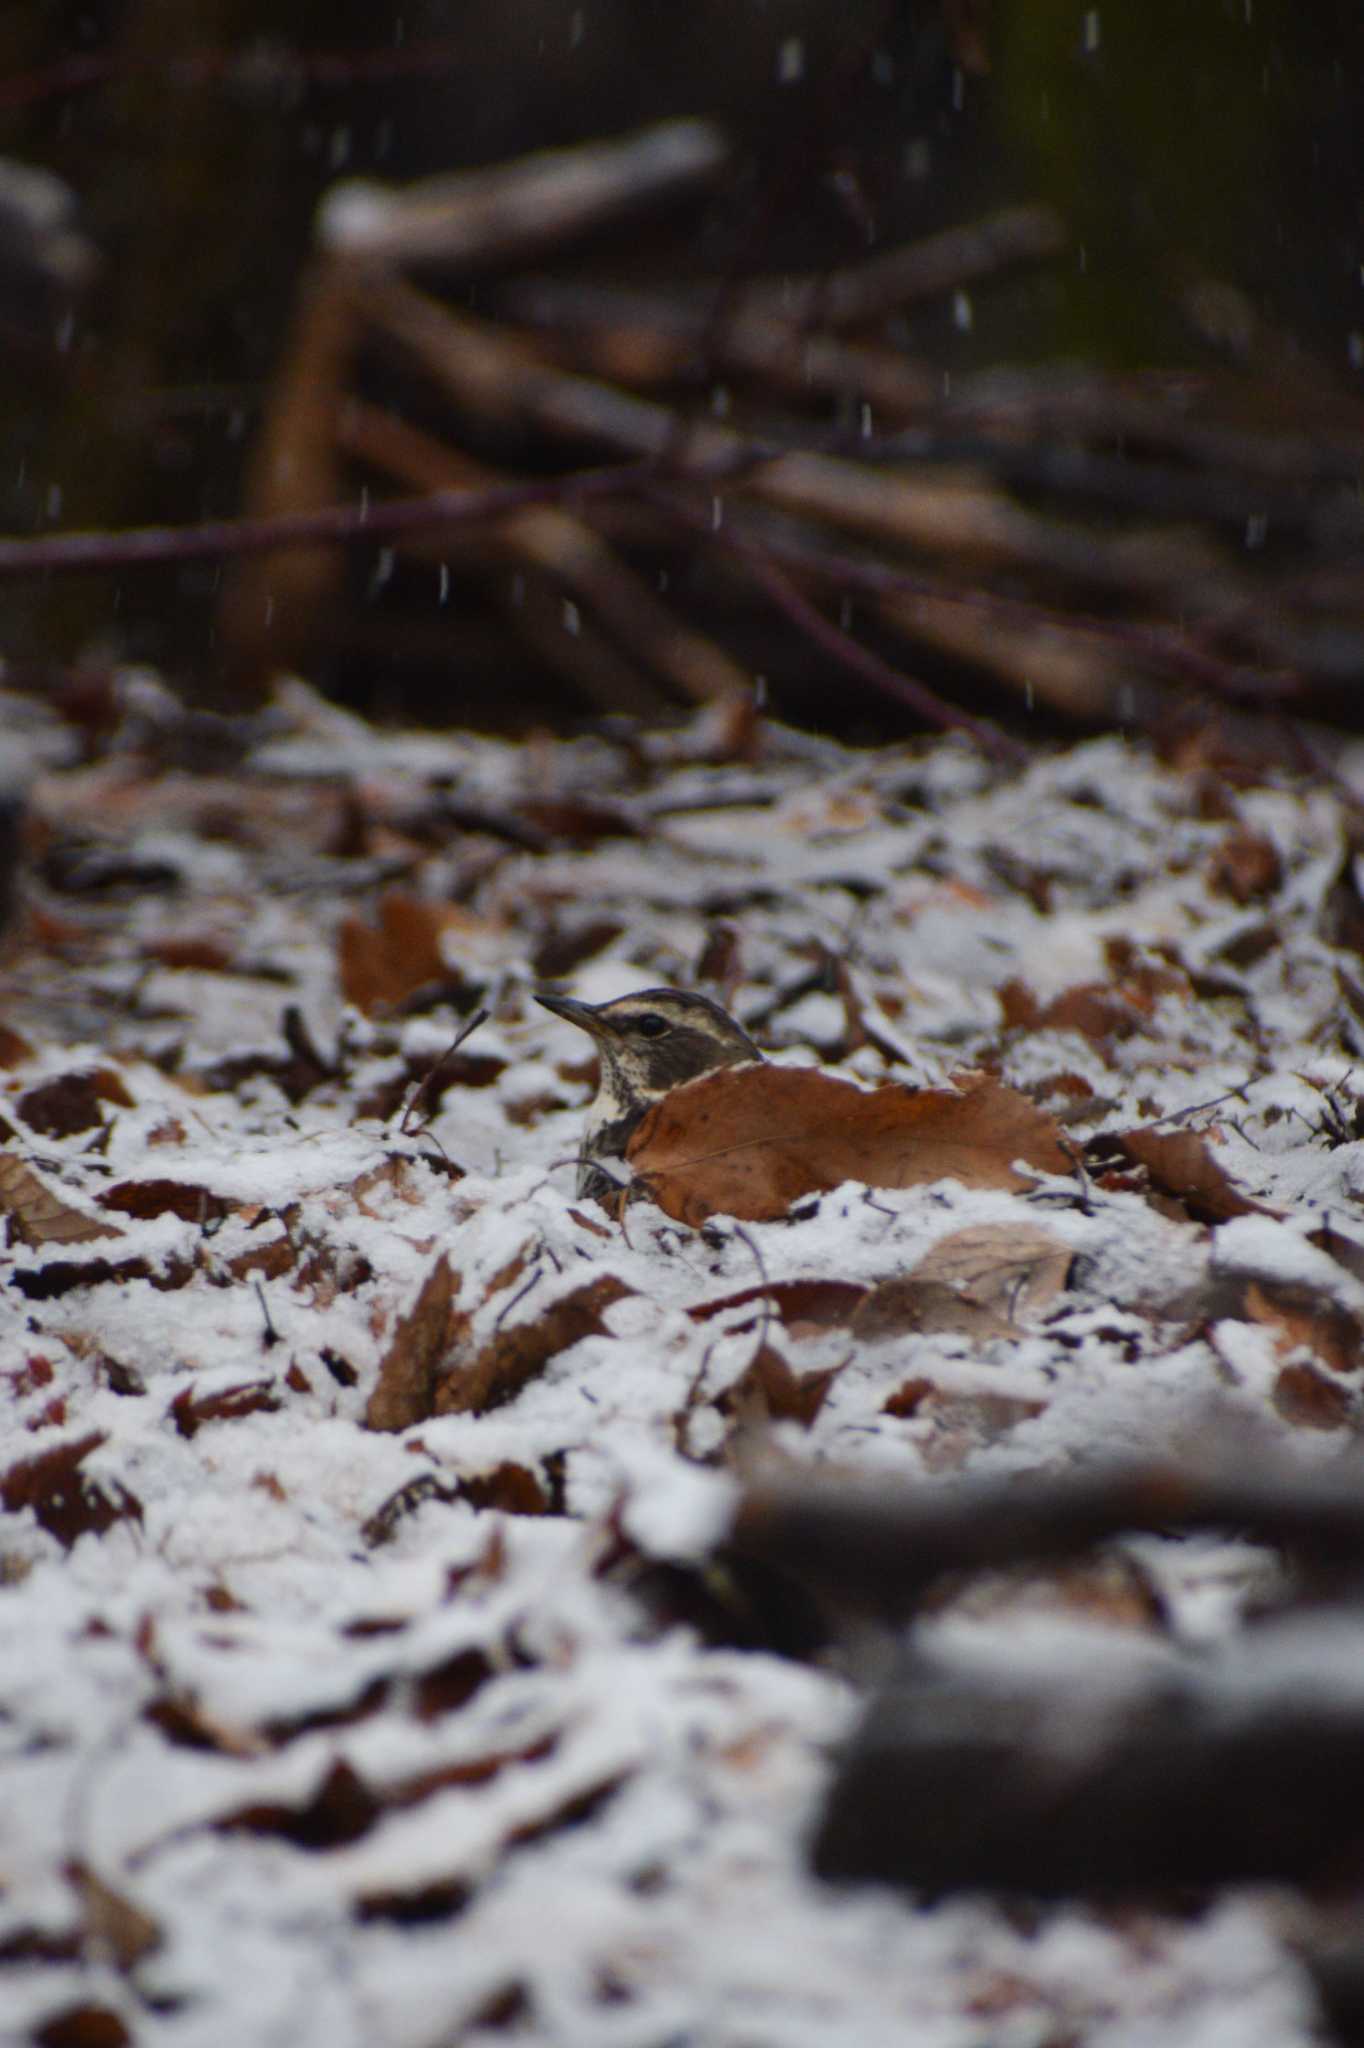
[{"x1": 536, "y1": 986, "x2": 763, "y2": 1201}]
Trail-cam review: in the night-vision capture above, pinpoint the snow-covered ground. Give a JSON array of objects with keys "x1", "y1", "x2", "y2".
[{"x1": 3, "y1": 681, "x2": 1362, "y2": 2045}]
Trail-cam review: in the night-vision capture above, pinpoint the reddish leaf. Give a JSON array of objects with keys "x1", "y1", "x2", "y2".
[
  {"x1": 435, "y1": 1275, "x2": 633, "y2": 1418},
  {"x1": 456, "y1": 1461, "x2": 552, "y2": 1514},
  {"x1": 1273, "y1": 1361, "x2": 1352, "y2": 1430},
  {"x1": 365, "y1": 1256, "x2": 461, "y2": 1433},
  {"x1": 0, "y1": 1023, "x2": 33, "y2": 1066},
  {"x1": 219, "y1": 1759, "x2": 380, "y2": 1850},
  {"x1": 688, "y1": 1279, "x2": 867, "y2": 1327},
  {"x1": 0, "y1": 1431, "x2": 142, "y2": 1547},
  {"x1": 1208, "y1": 826, "x2": 1282, "y2": 904},
  {"x1": 338, "y1": 892, "x2": 496, "y2": 1013},
  {"x1": 719, "y1": 1343, "x2": 837, "y2": 1429},
  {"x1": 1117, "y1": 1125, "x2": 1277, "y2": 1225},
  {"x1": 34, "y1": 2005, "x2": 132, "y2": 2048},
  {"x1": 883, "y1": 1376, "x2": 936, "y2": 1417},
  {"x1": 1245, "y1": 1281, "x2": 1362, "y2": 1374},
  {"x1": 16, "y1": 1067, "x2": 134, "y2": 1138},
  {"x1": 100, "y1": 1178, "x2": 232, "y2": 1223},
  {"x1": 138, "y1": 933, "x2": 234, "y2": 971},
  {"x1": 170, "y1": 1381, "x2": 282, "y2": 1439},
  {"x1": 626, "y1": 1067, "x2": 1071, "y2": 1227}
]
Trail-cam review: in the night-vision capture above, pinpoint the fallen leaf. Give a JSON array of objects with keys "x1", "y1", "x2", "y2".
[
  {"x1": 217, "y1": 1758, "x2": 380, "y2": 1851},
  {"x1": 1000, "y1": 949, "x2": 1188, "y2": 1048},
  {"x1": 456, "y1": 1460, "x2": 553, "y2": 1514},
  {"x1": 1000, "y1": 978, "x2": 1145, "y2": 1042},
  {"x1": 0, "y1": 1432, "x2": 142, "y2": 1547},
  {"x1": 0, "y1": 1023, "x2": 33, "y2": 1066},
  {"x1": 718, "y1": 1343, "x2": 838, "y2": 1430},
  {"x1": 852, "y1": 1223, "x2": 1072, "y2": 1340},
  {"x1": 626, "y1": 1067, "x2": 1071, "y2": 1227},
  {"x1": 137, "y1": 932, "x2": 235, "y2": 971},
  {"x1": 338, "y1": 891, "x2": 496, "y2": 1013},
  {"x1": 882, "y1": 1376, "x2": 936, "y2": 1417},
  {"x1": 568, "y1": 1205, "x2": 613, "y2": 1239},
  {"x1": 99, "y1": 1178, "x2": 232, "y2": 1223},
  {"x1": 16, "y1": 1066, "x2": 135, "y2": 1137},
  {"x1": 32, "y1": 2001, "x2": 132, "y2": 2048},
  {"x1": 1116, "y1": 1125, "x2": 1278, "y2": 1225},
  {"x1": 0, "y1": 1153, "x2": 124, "y2": 1247},
  {"x1": 435, "y1": 1275, "x2": 632, "y2": 1417},
  {"x1": 7, "y1": 1253, "x2": 172, "y2": 1302},
  {"x1": 67, "y1": 1862, "x2": 162, "y2": 1970},
  {"x1": 362, "y1": 1471, "x2": 464, "y2": 1546},
  {"x1": 1273, "y1": 1361, "x2": 1352, "y2": 1430},
  {"x1": 1208, "y1": 826, "x2": 1282, "y2": 904},
  {"x1": 1245, "y1": 1280, "x2": 1362, "y2": 1374},
  {"x1": 170, "y1": 1381, "x2": 282, "y2": 1439},
  {"x1": 687, "y1": 1278, "x2": 867, "y2": 1328},
  {"x1": 365, "y1": 1256, "x2": 462, "y2": 1432}
]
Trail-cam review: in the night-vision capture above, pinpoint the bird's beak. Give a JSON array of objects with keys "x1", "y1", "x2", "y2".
[{"x1": 535, "y1": 991, "x2": 609, "y2": 1039}]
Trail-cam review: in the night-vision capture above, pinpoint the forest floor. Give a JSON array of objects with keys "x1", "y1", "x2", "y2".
[{"x1": 4, "y1": 678, "x2": 1364, "y2": 2046}]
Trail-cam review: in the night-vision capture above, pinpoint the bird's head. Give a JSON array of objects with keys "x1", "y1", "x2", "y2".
[{"x1": 536, "y1": 986, "x2": 761, "y2": 1114}]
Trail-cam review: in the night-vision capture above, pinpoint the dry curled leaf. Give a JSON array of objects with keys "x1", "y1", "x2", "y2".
[
  {"x1": 0, "y1": 1431, "x2": 142, "y2": 1547},
  {"x1": 338, "y1": 891, "x2": 496, "y2": 1014},
  {"x1": 1272, "y1": 1360, "x2": 1352, "y2": 1430},
  {"x1": 1208, "y1": 826, "x2": 1282, "y2": 904},
  {"x1": 16, "y1": 1067, "x2": 133, "y2": 1138},
  {"x1": 719, "y1": 1342, "x2": 837, "y2": 1430},
  {"x1": 365, "y1": 1255, "x2": 461, "y2": 1432},
  {"x1": 1116, "y1": 1125, "x2": 1277, "y2": 1225},
  {"x1": 0, "y1": 1023, "x2": 33, "y2": 1067},
  {"x1": 99, "y1": 1178, "x2": 232, "y2": 1224},
  {"x1": 0, "y1": 1152, "x2": 124, "y2": 1247},
  {"x1": 687, "y1": 1278, "x2": 867, "y2": 1329},
  {"x1": 1244, "y1": 1280, "x2": 1362, "y2": 1375},
  {"x1": 626, "y1": 1067, "x2": 1071, "y2": 1227},
  {"x1": 169, "y1": 1380, "x2": 283, "y2": 1440},
  {"x1": 436, "y1": 1274, "x2": 632, "y2": 1418}
]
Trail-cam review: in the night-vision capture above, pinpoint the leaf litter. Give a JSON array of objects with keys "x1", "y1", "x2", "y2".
[{"x1": 2, "y1": 677, "x2": 1364, "y2": 2042}]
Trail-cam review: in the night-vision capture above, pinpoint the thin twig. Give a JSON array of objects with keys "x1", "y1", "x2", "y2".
[
  {"x1": 0, "y1": 462, "x2": 694, "y2": 577},
  {"x1": 397, "y1": 1006, "x2": 491, "y2": 1133}
]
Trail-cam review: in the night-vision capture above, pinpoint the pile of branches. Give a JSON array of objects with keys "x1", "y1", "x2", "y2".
[
  {"x1": 11, "y1": 117, "x2": 1364, "y2": 749},
  {"x1": 223, "y1": 119, "x2": 1364, "y2": 748}
]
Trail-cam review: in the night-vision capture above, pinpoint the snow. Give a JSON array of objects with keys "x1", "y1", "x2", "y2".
[{"x1": 2, "y1": 685, "x2": 1362, "y2": 2043}]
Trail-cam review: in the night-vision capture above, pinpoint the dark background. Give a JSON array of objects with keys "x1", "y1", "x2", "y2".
[{"x1": 2, "y1": 0, "x2": 1362, "y2": 724}]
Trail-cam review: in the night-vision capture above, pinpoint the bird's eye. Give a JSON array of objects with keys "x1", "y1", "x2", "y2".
[{"x1": 633, "y1": 1013, "x2": 670, "y2": 1038}]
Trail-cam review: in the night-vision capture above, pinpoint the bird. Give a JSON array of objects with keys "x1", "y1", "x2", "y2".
[{"x1": 535, "y1": 986, "x2": 763, "y2": 1203}]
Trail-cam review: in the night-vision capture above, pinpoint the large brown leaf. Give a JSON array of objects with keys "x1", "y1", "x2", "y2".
[{"x1": 626, "y1": 1067, "x2": 1071, "y2": 1227}]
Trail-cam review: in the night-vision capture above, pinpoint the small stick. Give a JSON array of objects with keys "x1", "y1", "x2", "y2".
[
  {"x1": 743, "y1": 203, "x2": 1068, "y2": 330},
  {"x1": 317, "y1": 119, "x2": 727, "y2": 268},
  {"x1": 397, "y1": 1006, "x2": 490, "y2": 1134}
]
